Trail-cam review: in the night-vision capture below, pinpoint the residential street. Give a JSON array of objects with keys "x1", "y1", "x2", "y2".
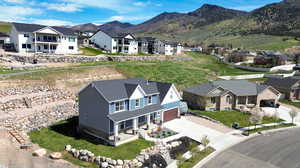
[{"x1": 201, "y1": 128, "x2": 300, "y2": 168}]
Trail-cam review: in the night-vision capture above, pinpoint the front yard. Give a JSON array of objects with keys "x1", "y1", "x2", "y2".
[
  {"x1": 280, "y1": 100, "x2": 300, "y2": 109},
  {"x1": 28, "y1": 117, "x2": 153, "y2": 167},
  {"x1": 190, "y1": 110, "x2": 283, "y2": 128}
]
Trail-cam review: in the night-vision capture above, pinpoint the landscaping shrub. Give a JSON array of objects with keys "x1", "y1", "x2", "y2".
[{"x1": 231, "y1": 122, "x2": 240, "y2": 129}]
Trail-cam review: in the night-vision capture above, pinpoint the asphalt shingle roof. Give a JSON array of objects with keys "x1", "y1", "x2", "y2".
[
  {"x1": 184, "y1": 80, "x2": 270, "y2": 97},
  {"x1": 108, "y1": 104, "x2": 163, "y2": 122},
  {"x1": 265, "y1": 77, "x2": 300, "y2": 89},
  {"x1": 91, "y1": 78, "x2": 171, "y2": 102},
  {"x1": 12, "y1": 22, "x2": 76, "y2": 36},
  {"x1": 100, "y1": 29, "x2": 134, "y2": 38}
]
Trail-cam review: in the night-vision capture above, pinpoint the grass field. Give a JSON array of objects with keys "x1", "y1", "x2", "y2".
[
  {"x1": 28, "y1": 117, "x2": 154, "y2": 161},
  {"x1": 0, "y1": 22, "x2": 11, "y2": 33},
  {"x1": 191, "y1": 110, "x2": 283, "y2": 128},
  {"x1": 78, "y1": 47, "x2": 103, "y2": 56},
  {"x1": 248, "y1": 123, "x2": 296, "y2": 134},
  {"x1": 178, "y1": 147, "x2": 215, "y2": 168}
]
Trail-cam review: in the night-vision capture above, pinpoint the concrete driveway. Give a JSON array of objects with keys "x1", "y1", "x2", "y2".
[
  {"x1": 202, "y1": 128, "x2": 300, "y2": 168},
  {"x1": 164, "y1": 117, "x2": 243, "y2": 150},
  {"x1": 262, "y1": 105, "x2": 300, "y2": 124}
]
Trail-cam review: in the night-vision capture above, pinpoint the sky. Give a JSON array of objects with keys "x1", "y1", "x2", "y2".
[{"x1": 0, "y1": 0, "x2": 282, "y2": 26}]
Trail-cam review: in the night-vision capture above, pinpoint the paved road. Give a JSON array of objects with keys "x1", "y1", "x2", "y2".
[{"x1": 202, "y1": 128, "x2": 300, "y2": 168}]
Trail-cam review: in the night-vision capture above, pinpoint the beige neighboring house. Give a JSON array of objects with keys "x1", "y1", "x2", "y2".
[{"x1": 183, "y1": 80, "x2": 281, "y2": 111}]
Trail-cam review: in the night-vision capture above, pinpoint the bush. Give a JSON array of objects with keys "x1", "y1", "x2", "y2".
[{"x1": 231, "y1": 122, "x2": 240, "y2": 129}]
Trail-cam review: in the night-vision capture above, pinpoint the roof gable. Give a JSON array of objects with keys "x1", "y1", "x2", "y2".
[{"x1": 34, "y1": 27, "x2": 61, "y2": 35}]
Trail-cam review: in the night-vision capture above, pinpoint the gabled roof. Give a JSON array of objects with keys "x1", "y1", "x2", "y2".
[
  {"x1": 0, "y1": 32, "x2": 9, "y2": 37},
  {"x1": 136, "y1": 37, "x2": 157, "y2": 42},
  {"x1": 265, "y1": 77, "x2": 300, "y2": 89},
  {"x1": 11, "y1": 22, "x2": 76, "y2": 36},
  {"x1": 184, "y1": 80, "x2": 272, "y2": 97},
  {"x1": 88, "y1": 78, "x2": 173, "y2": 102},
  {"x1": 93, "y1": 29, "x2": 135, "y2": 39}
]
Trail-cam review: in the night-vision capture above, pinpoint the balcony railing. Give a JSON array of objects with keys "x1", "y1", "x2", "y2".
[{"x1": 33, "y1": 39, "x2": 61, "y2": 43}]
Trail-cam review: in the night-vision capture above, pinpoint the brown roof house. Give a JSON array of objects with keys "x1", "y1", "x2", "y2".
[
  {"x1": 265, "y1": 76, "x2": 300, "y2": 101},
  {"x1": 183, "y1": 80, "x2": 281, "y2": 111}
]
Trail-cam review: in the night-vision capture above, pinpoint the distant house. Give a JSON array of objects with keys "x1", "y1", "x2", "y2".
[
  {"x1": 10, "y1": 22, "x2": 79, "y2": 54},
  {"x1": 265, "y1": 77, "x2": 300, "y2": 101},
  {"x1": 90, "y1": 30, "x2": 138, "y2": 54},
  {"x1": 137, "y1": 37, "x2": 157, "y2": 54},
  {"x1": 155, "y1": 40, "x2": 182, "y2": 56},
  {"x1": 0, "y1": 32, "x2": 10, "y2": 45},
  {"x1": 254, "y1": 51, "x2": 293, "y2": 66},
  {"x1": 78, "y1": 78, "x2": 183, "y2": 146},
  {"x1": 183, "y1": 80, "x2": 280, "y2": 111},
  {"x1": 225, "y1": 50, "x2": 255, "y2": 63}
]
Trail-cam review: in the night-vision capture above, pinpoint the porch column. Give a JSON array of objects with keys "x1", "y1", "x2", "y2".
[
  {"x1": 48, "y1": 43, "x2": 50, "y2": 53},
  {"x1": 161, "y1": 111, "x2": 164, "y2": 124},
  {"x1": 133, "y1": 118, "x2": 138, "y2": 134},
  {"x1": 246, "y1": 96, "x2": 249, "y2": 105},
  {"x1": 147, "y1": 114, "x2": 151, "y2": 130},
  {"x1": 34, "y1": 33, "x2": 37, "y2": 53},
  {"x1": 122, "y1": 38, "x2": 125, "y2": 53},
  {"x1": 114, "y1": 123, "x2": 119, "y2": 139}
]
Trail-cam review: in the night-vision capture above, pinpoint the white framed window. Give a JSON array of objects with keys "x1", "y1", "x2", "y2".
[
  {"x1": 115, "y1": 101, "x2": 125, "y2": 112},
  {"x1": 148, "y1": 96, "x2": 152, "y2": 104},
  {"x1": 135, "y1": 99, "x2": 140, "y2": 107},
  {"x1": 170, "y1": 91, "x2": 173, "y2": 99}
]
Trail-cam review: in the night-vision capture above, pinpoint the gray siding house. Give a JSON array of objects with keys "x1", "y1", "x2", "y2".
[{"x1": 78, "y1": 78, "x2": 182, "y2": 146}]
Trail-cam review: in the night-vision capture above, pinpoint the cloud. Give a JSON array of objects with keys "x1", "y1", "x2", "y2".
[
  {"x1": 61, "y1": 0, "x2": 137, "y2": 13},
  {"x1": 3, "y1": 0, "x2": 25, "y2": 3},
  {"x1": 133, "y1": 1, "x2": 148, "y2": 6},
  {"x1": 32, "y1": 19, "x2": 74, "y2": 26},
  {"x1": 0, "y1": 5, "x2": 42, "y2": 22},
  {"x1": 41, "y1": 2, "x2": 82, "y2": 12},
  {"x1": 100, "y1": 15, "x2": 153, "y2": 23},
  {"x1": 231, "y1": 5, "x2": 262, "y2": 11}
]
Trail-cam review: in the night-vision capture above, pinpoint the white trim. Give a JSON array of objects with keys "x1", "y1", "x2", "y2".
[
  {"x1": 33, "y1": 26, "x2": 62, "y2": 35},
  {"x1": 161, "y1": 84, "x2": 182, "y2": 105},
  {"x1": 108, "y1": 110, "x2": 163, "y2": 123}
]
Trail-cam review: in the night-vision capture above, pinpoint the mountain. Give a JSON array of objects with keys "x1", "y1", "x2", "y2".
[
  {"x1": 71, "y1": 23, "x2": 99, "y2": 33},
  {"x1": 126, "y1": 4, "x2": 247, "y2": 34},
  {"x1": 249, "y1": 0, "x2": 300, "y2": 36},
  {"x1": 98, "y1": 21, "x2": 134, "y2": 32}
]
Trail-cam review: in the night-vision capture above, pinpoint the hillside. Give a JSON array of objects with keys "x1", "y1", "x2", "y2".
[
  {"x1": 71, "y1": 23, "x2": 99, "y2": 33},
  {"x1": 0, "y1": 22, "x2": 11, "y2": 33},
  {"x1": 98, "y1": 21, "x2": 133, "y2": 32},
  {"x1": 127, "y1": 4, "x2": 247, "y2": 34}
]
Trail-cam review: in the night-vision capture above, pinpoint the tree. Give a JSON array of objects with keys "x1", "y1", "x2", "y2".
[
  {"x1": 201, "y1": 135, "x2": 210, "y2": 151},
  {"x1": 249, "y1": 114, "x2": 262, "y2": 130},
  {"x1": 289, "y1": 110, "x2": 298, "y2": 124}
]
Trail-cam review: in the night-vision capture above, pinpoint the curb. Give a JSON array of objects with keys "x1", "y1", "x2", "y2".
[{"x1": 193, "y1": 125, "x2": 299, "y2": 168}]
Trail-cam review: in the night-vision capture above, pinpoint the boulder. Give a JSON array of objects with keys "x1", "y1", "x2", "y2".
[
  {"x1": 117, "y1": 159, "x2": 123, "y2": 165},
  {"x1": 65, "y1": 145, "x2": 72, "y2": 151},
  {"x1": 101, "y1": 162, "x2": 109, "y2": 168},
  {"x1": 50, "y1": 152, "x2": 62, "y2": 159},
  {"x1": 111, "y1": 159, "x2": 117, "y2": 166},
  {"x1": 32, "y1": 148, "x2": 47, "y2": 157},
  {"x1": 95, "y1": 156, "x2": 101, "y2": 165}
]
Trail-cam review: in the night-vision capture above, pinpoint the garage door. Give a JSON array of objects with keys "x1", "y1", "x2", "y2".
[{"x1": 164, "y1": 108, "x2": 178, "y2": 122}]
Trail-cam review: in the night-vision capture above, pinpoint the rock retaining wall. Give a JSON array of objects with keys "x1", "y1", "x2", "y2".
[{"x1": 10, "y1": 55, "x2": 192, "y2": 63}]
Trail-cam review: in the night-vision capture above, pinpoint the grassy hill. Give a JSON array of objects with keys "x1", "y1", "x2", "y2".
[{"x1": 0, "y1": 22, "x2": 11, "y2": 33}]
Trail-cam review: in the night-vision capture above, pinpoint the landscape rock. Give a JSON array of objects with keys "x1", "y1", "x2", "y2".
[
  {"x1": 65, "y1": 145, "x2": 72, "y2": 151},
  {"x1": 116, "y1": 159, "x2": 123, "y2": 165},
  {"x1": 101, "y1": 162, "x2": 109, "y2": 168},
  {"x1": 49, "y1": 152, "x2": 62, "y2": 159},
  {"x1": 32, "y1": 148, "x2": 47, "y2": 157}
]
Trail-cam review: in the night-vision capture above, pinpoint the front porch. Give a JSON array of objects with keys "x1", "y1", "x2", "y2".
[{"x1": 109, "y1": 111, "x2": 162, "y2": 146}]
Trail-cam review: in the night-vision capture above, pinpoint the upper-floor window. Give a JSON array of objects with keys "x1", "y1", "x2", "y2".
[
  {"x1": 148, "y1": 96, "x2": 152, "y2": 105},
  {"x1": 115, "y1": 101, "x2": 125, "y2": 112},
  {"x1": 69, "y1": 46, "x2": 74, "y2": 50},
  {"x1": 170, "y1": 91, "x2": 173, "y2": 99},
  {"x1": 135, "y1": 99, "x2": 140, "y2": 107},
  {"x1": 24, "y1": 34, "x2": 29, "y2": 38},
  {"x1": 68, "y1": 37, "x2": 76, "y2": 42}
]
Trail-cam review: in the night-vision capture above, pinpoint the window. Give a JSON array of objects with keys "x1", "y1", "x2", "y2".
[
  {"x1": 115, "y1": 101, "x2": 125, "y2": 112},
  {"x1": 24, "y1": 34, "x2": 29, "y2": 38},
  {"x1": 211, "y1": 97, "x2": 216, "y2": 104},
  {"x1": 27, "y1": 44, "x2": 31, "y2": 49},
  {"x1": 170, "y1": 91, "x2": 173, "y2": 99},
  {"x1": 113, "y1": 46, "x2": 117, "y2": 50},
  {"x1": 148, "y1": 96, "x2": 152, "y2": 104},
  {"x1": 135, "y1": 99, "x2": 140, "y2": 107},
  {"x1": 238, "y1": 96, "x2": 247, "y2": 104},
  {"x1": 69, "y1": 46, "x2": 74, "y2": 50},
  {"x1": 138, "y1": 116, "x2": 146, "y2": 124},
  {"x1": 22, "y1": 44, "x2": 26, "y2": 49},
  {"x1": 124, "y1": 46, "x2": 129, "y2": 51},
  {"x1": 68, "y1": 37, "x2": 76, "y2": 42},
  {"x1": 44, "y1": 45, "x2": 48, "y2": 50}
]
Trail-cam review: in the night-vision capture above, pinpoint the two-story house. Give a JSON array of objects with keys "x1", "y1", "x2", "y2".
[
  {"x1": 78, "y1": 78, "x2": 182, "y2": 146},
  {"x1": 10, "y1": 22, "x2": 79, "y2": 54},
  {"x1": 90, "y1": 30, "x2": 138, "y2": 54},
  {"x1": 137, "y1": 37, "x2": 157, "y2": 54},
  {"x1": 155, "y1": 40, "x2": 182, "y2": 56}
]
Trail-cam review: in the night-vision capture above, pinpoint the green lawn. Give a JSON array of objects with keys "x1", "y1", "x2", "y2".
[
  {"x1": 191, "y1": 110, "x2": 283, "y2": 128},
  {"x1": 178, "y1": 147, "x2": 215, "y2": 168},
  {"x1": 249, "y1": 123, "x2": 296, "y2": 134},
  {"x1": 28, "y1": 117, "x2": 154, "y2": 161},
  {"x1": 280, "y1": 100, "x2": 300, "y2": 109},
  {"x1": 78, "y1": 47, "x2": 104, "y2": 56}
]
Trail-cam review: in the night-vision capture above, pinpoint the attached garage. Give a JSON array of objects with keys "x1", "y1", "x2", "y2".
[{"x1": 163, "y1": 108, "x2": 178, "y2": 122}]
